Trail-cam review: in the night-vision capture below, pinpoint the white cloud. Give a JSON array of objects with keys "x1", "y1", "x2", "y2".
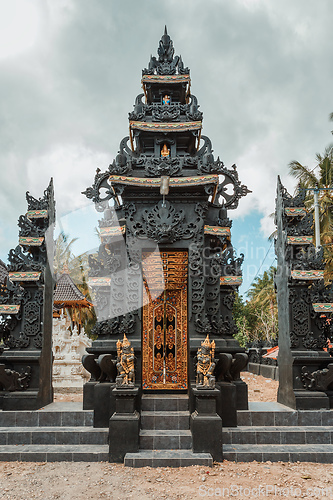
[
  {"x1": 0, "y1": 0, "x2": 42, "y2": 59},
  {"x1": 26, "y1": 144, "x2": 110, "y2": 217}
]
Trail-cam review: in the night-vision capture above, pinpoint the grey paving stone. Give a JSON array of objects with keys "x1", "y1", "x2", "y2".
[
  {"x1": 231, "y1": 430, "x2": 256, "y2": 445},
  {"x1": 84, "y1": 412, "x2": 94, "y2": 427},
  {"x1": 38, "y1": 412, "x2": 62, "y2": 427},
  {"x1": 298, "y1": 411, "x2": 322, "y2": 426},
  {"x1": 55, "y1": 431, "x2": 80, "y2": 445},
  {"x1": 32, "y1": 432, "x2": 56, "y2": 445},
  {"x1": 20, "y1": 452, "x2": 47, "y2": 462},
  {"x1": 315, "y1": 452, "x2": 333, "y2": 463},
  {"x1": 256, "y1": 431, "x2": 281, "y2": 445},
  {"x1": 289, "y1": 452, "x2": 318, "y2": 462},
  {"x1": 0, "y1": 412, "x2": 16, "y2": 427},
  {"x1": 236, "y1": 411, "x2": 251, "y2": 426},
  {"x1": 7, "y1": 431, "x2": 31, "y2": 445},
  {"x1": 79, "y1": 431, "x2": 108, "y2": 445},
  {"x1": 306, "y1": 430, "x2": 330, "y2": 444},
  {"x1": 154, "y1": 398, "x2": 178, "y2": 412},
  {"x1": 0, "y1": 452, "x2": 21, "y2": 461},
  {"x1": 222, "y1": 431, "x2": 232, "y2": 445},
  {"x1": 154, "y1": 434, "x2": 179, "y2": 450},
  {"x1": 15, "y1": 412, "x2": 39, "y2": 427},
  {"x1": 280, "y1": 430, "x2": 305, "y2": 444},
  {"x1": 141, "y1": 413, "x2": 155, "y2": 430},
  {"x1": 321, "y1": 411, "x2": 333, "y2": 426},
  {"x1": 274, "y1": 411, "x2": 298, "y2": 426},
  {"x1": 140, "y1": 435, "x2": 154, "y2": 449},
  {"x1": 61, "y1": 412, "x2": 85, "y2": 427},
  {"x1": 141, "y1": 399, "x2": 154, "y2": 411},
  {"x1": 180, "y1": 435, "x2": 192, "y2": 449},
  {"x1": 46, "y1": 452, "x2": 73, "y2": 462},
  {"x1": 251, "y1": 412, "x2": 275, "y2": 426}
]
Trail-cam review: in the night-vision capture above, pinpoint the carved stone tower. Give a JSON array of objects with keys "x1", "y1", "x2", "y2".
[{"x1": 82, "y1": 29, "x2": 250, "y2": 460}]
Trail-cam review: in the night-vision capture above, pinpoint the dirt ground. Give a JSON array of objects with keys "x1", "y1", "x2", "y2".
[
  {"x1": 0, "y1": 461, "x2": 332, "y2": 499},
  {"x1": 53, "y1": 372, "x2": 279, "y2": 404},
  {"x1": 241, "y1": 371, "x2": 279, "y2": 403},
  {"x1": 2, "y1": 374, "x2": 328, "y2": 499}
]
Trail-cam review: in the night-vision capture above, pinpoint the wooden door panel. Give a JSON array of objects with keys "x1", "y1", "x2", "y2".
[{"x1": 142, "y1": 251, "x2": 188, "y2": 390}]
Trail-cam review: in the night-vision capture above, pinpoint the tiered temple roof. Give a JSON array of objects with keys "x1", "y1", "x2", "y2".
[{"x1": 54, "y1": 272, "x2": 92, "y2": 311}]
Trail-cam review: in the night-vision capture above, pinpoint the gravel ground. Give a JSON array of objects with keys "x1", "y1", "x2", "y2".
[{"x1": 2, "y1": 373, "x2": 327, "y2": 499}]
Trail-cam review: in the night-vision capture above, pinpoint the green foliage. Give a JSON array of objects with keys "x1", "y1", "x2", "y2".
[
  {"x1": 289, "y1": 143, "x2": 333, "y2": 281},
  {"x1": 233, "y1": 267, "x2": 278, "y2": 346}
]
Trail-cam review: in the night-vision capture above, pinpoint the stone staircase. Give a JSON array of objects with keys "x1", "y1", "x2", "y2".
[
  {"x1": 0, "y1": 402, "x2": 108, "y2": 462},
  {"x1": 124, "y1": 394, "x2": 213, "y2": 467},
  {"x1": 223, "y1": 402, "x2": 333, "y2": 463}
]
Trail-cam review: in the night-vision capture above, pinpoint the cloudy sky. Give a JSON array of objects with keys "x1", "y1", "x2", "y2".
[{"x1": 1, "y1": 0, "x2": 332, "y2": 294}]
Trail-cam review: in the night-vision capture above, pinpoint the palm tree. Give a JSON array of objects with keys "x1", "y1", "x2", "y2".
[{"x1": 289, "y1": 144, "x2": 333, "y2": 280}]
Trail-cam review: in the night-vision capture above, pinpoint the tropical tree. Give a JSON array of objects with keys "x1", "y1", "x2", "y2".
[
  {"x1": 289, "y1": 143, "x2": 333, "y2": 280},
  {"x1": 54, "y1": 232, "x2": 96, "y2": 335},
  {"x1": 233, "y1": 267, "x2": 278, "y2": 346}
]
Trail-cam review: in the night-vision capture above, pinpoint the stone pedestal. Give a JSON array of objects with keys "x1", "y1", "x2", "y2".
[
  {"x1": 94, "y1": 382, "x2": 116, "y2": 428},
  {"x1": 216, "y1": 381, "x2": 237, "y2": 427},
  {"x1": 190, "y1": 388, "x2": 223, "y2": 462},
  {"x1": 109, "y1": 387, "x2": 140, "y2": 462},
  {"x1": 234, "y1": 379, "x2": 248, "y2": 410},
  {"x1": 83, "y1": 381, "x2": 96, "y2": 410}
]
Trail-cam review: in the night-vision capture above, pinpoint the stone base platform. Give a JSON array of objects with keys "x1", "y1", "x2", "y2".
[
  {"x1": 223, "y1": 402, "x2": 333, "y2": 463},
  {"x1": 0, "y1": 403, "x2": 108, "y2": 462}
]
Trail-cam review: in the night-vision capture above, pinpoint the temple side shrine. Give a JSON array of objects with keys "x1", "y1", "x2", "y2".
[{"x1": 82, "y1": 28, "x2": 251, "y2": 465}]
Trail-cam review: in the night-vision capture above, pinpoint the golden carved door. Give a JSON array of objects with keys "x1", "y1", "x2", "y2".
[{"x1": 142, "y1": 251, "x2": 188, "y2": 390}]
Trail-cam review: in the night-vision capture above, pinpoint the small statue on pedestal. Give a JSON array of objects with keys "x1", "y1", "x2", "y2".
[
  {"x1": 196, "y1": 335, "x2": 216, "y2": 389},
  {"x1": 162, "y1": 94, "x2": 171, "y2": 105},
  {"x1": 116, "y1": 334, "x2": 135, "y2": 388},
  {"x1": 161, "y1": 143, "x2": 170, "y2": 158}
]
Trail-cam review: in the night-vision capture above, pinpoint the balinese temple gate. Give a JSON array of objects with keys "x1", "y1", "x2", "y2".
[{"x1": 82, "y1": 28, "x2": 251, "y2": 464}]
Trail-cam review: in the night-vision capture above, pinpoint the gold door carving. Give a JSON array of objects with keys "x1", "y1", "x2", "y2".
[{"x1": 142, "y1": 251, "x2": 188, "y2": 390}]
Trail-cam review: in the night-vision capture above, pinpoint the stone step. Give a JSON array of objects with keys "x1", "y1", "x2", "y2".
[
  {"x1": 223, "y1": 444, "x2": 333, "y2": 463},
  {"x1": 141, "y1": 394, "x2": 189, "y2": 412},
  {"x1": 141, "y1": 411, "x2": 190, "y2": 430},
  {"x1": 124, "y1": 449, "x2": 212, "y2": 467},
  {"x1": 0, "y1": 403, "x2": 93, "y2": 427},
  {"x1": 140, "y1": 429, "x2": 192, "y2": 450},
  {"x1": 224, "y1": 426, "x2": 333, "y2": 445},
  {"x1": 237, "y1": 402, "x2": 333, "y2": 427},
  {"x1": 0, "y1": 445, "x2": 109, "y2": 462},
  {"x1": 0, "y1": 427, "x2": 108, "y2": 445}
]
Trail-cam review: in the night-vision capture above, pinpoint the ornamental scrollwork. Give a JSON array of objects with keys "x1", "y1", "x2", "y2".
[
  {"x1": 145, "y1": 157, "x2": 182, "y2": 177},
  {"x1": 203, "y1": 163, "x2": 252, "y2": 210}
]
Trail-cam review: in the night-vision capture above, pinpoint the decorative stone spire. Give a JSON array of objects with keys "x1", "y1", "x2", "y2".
[{"x1": 143, "y1": 26, "x2": 189, "y2": 76}]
